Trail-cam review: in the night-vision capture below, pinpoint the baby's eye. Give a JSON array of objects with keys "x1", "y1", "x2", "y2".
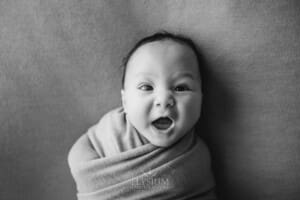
[
  {"x1": 138, "y1": 84, "x2": 153, "y2": 91},
  {"x1": 174, "y1": 84, "x2": 191, "y2": 92}
]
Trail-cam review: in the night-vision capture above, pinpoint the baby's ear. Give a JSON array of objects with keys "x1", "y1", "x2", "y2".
[{"x1": 121, "y1": 89, "x2": 127, "y2": 113}]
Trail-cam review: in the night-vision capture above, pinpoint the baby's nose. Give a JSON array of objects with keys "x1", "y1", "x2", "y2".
[{"x1": 154, "y1": 91, "x2": 175, "y2": 108}]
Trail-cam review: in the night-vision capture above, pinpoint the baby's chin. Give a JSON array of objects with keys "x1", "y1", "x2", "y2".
[
  {"x1": 148, "y1": 139, "x2": 176, "y2": 147},
  {"x1": 143, "y1": 131, "x2": 183, "y2": 147}
]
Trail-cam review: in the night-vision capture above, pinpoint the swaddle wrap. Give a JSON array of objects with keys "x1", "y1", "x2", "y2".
[{"x1": 69, "y1": 108, "x2": 216, "y2": 200}]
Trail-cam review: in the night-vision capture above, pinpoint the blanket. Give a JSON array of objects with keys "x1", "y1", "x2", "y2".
[{"x1": 69, "y1": 108, "x2": 216, "y2": 200}]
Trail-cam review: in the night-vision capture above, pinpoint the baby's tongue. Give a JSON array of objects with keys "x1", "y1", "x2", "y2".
[{"x1": 152, "y1": 117, "x2": 172, "y2": 130}]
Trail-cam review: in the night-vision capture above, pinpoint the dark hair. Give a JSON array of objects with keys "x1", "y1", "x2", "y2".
[{"x1": 121, "y1": 31, "x2": 202, "y2": 89}]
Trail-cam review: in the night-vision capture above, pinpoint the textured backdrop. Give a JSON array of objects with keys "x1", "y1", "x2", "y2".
[{"x1": 1, "y1": 0, "x2": 300, "y2": 199}]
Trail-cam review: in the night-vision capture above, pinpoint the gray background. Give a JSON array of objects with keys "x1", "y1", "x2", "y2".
[{"x1": 1, "y1": 0, "x2": 300, "y2": 199}]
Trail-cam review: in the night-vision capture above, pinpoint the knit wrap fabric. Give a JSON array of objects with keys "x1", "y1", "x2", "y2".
[{"x1": 69, "y1": 108, "x2": 216, "y2": 200}]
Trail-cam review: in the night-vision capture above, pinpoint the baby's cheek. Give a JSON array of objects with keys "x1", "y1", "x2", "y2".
[
  {"x1": 134, "y1": 102, "x2": 152, "y2": 123},
  {"x1": 185, "y1": 96, "x2": 201, "y2": 118},
  {"x1": 183, "y1": 95, "x2": 201, "y2": 108}
]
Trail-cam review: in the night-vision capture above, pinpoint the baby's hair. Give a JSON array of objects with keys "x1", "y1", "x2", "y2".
[{"x1": 121, "y1": 31, "x2": 203, "y2": 89}]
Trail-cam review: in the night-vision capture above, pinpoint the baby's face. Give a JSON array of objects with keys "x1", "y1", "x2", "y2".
[{"x1": 121, "y1": 40, "x2": 202, "y2": 147}]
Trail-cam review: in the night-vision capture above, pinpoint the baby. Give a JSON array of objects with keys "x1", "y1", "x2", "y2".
[{"x1": 68, "y1": 32, "x2": 216, "y2": 200}]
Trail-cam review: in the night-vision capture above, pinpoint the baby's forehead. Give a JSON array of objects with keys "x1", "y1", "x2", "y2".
[
  {"x1": 125, "y1": 40, "x2": 201, "y2": 79},
  {"x1": 138, "y1": 40, "x2": 193, "y2": 55},
  {"x1": 129, "y1": 40, "x2": 197, "y2": 64}
]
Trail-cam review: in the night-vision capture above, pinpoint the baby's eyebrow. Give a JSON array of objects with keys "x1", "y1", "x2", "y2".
[
  {"x1": 135, "y1": 72, "x2": 157, "y2": 79},
  {"x1": 173, "y1": 72, "x2": 196, "y2": 80}
]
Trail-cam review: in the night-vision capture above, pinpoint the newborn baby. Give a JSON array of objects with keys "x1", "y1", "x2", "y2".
[{"x1": 68, "y1": 32, "x2": 216, "y2": 200}]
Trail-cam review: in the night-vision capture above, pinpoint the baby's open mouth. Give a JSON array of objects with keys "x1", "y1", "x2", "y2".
[{"x1": 152, "y1": 117, "x2": 173, "y2": 130}]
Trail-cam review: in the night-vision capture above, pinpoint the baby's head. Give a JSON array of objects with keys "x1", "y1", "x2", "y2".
[{"x1": 121, "y1": 32, "x2": 203, "y2": 147}]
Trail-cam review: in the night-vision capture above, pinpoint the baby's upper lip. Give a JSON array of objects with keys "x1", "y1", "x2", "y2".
[
  {"x1": 152, "y1": 115, "x2": 174, "y2": 123},
  {"x1": 153, "y1": 110, "x2": 173, "y2": 119}
]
